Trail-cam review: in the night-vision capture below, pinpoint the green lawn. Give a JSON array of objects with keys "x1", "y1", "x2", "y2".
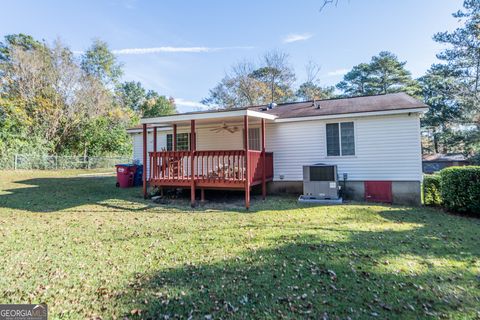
[{"x1": 0, "y1": 170, "x2": 479, "y2": 319}]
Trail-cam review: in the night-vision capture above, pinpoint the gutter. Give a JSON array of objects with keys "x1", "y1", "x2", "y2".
[{"x1": 273, "y1": 107, "x2": 429, "y2": 123}]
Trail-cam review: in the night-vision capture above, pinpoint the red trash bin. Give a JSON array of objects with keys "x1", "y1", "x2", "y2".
[{"x1": 115, "y1": 164, "x2": 137, "y2": 188}]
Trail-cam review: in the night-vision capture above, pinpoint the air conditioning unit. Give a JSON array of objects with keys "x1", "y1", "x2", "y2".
[{"x1": 301, "y1": 163, "x2": 341, "y2": 200}]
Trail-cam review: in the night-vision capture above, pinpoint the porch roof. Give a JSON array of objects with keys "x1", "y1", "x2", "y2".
[{"x1": 140, "y1": 108, "x2": 276, "y2": 127}]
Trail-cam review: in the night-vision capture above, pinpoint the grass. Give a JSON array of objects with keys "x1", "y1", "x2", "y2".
[{"x1": 0, "y1": 170, "x2": 479, "y2": 319}]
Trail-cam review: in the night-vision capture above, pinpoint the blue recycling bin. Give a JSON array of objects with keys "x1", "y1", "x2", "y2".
[{"x1": 133, "y1": 165, "x2": 143, "y2": 186}]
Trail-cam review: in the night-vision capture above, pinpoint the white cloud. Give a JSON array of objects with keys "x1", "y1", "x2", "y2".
[
  {"x1": 326, "y1": 68, "x2": 349, "y2": 76},
  {"x1": 175, "y1": 98, "x2": 210, "y2": 112},
  {"x1": 73, "y1": 46, "x2": 253, "y2": 56},
  {"x1": 110, "y1": 46, "x2": 254, "y2": 55},
  {"x1": 282, "y1": 33, "x2": 313, "y2": 43}
]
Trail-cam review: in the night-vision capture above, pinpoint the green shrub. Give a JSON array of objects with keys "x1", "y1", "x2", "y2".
[
  {"x1": 423, "y1": 175, "x2": 442, "y2": 206},
  {"x1": 439, "y1": 166, "x2": 480, "y2": 214}
]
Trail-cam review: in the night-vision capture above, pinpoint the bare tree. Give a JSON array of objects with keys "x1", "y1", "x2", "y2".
[
  {"x1": 296, "y1": 60, "x2": 335, "y2": 101},
  {"x1": 305, "y1": 60, "x2": 322, "y2": 84},
  {"x1": 230, "y1": 60, "x2": 266, "y2": 106},
  {"x1": 320, "y1": 0, "x2": 340, "y2": 11},
  {"x1": 252, "y1": 50, "x2": 296, "y2": 103},
  {"x1": 2, "y1": 40, "x2": 115, "y2": 151},
  {"x1": 203, "y1": 50, "x2": 296, "y2": 108},
  {"x1": 4, "y1": 44, "x2": 50, "y2": 101}
]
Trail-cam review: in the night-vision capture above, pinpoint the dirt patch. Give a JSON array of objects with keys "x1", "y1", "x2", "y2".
[{"x1": 151, "y1": 188, "x2": 249, "y2": 210}]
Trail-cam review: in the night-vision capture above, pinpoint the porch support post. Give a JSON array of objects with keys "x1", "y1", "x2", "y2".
[
  {"x1": 173, "y1": 124, "x2": 177, "y2": 151},
  {"x1": 153, "y1": 126, "x2": 160, "y2": 196},
  {"x1": 142, "y1": 123, "x2": 148, "y2": 199},
  {"x1": 261, "y1": 118, "x2": 266, "y2": 200},
  {"x1": 153, "y1": 127, "x2": 157, "y2": 152},
  {"x1": 190, "y1": 120, "x2": 196, "y2": 207},
  {"x1": 244, "y1": 115, "x2": 250, "y2": 210}
]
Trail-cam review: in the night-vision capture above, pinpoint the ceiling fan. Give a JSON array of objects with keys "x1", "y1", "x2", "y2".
[{"x1": 210, "y1": 122, "x2": 239, "y2": 133}]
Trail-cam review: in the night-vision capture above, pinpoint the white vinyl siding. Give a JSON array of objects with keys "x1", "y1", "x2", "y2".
[
  {"x1": 266, "y1": 113, "x2": 422, "y2": 181},
  {"x1": 196, "y1": 126, "x2": 244, "y2": 150},
  {"x1": 132, "y1": 131, "x2": 167, "y2": 177}
]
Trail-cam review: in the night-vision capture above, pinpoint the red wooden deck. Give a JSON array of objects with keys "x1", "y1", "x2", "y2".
[
  {"x1": 149, "y1": 150, "x2": 273, "y2": 189},
  {"x1": 142, "y1": 116, "x2": 272, "y2": 209}
]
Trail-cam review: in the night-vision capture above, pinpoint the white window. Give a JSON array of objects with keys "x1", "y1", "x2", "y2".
[
  {"x1": 166, "y1": 133, "x2": 189, "y2": 151},
  {"x1": 326, "y1": 122, "x2": 355, "y2": 156}
]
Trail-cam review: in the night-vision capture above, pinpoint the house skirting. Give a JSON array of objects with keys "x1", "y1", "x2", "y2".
[{"x1": 266, "y1": 181, "x2": 421, "y2": 206}]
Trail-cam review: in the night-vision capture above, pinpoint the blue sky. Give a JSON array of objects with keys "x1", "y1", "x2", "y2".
[{"x1": 1, "y1": 0, "x2": 463, "y2": 112}]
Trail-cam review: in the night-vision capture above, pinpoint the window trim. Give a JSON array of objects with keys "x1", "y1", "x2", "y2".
[{"x1": 325, "y1": 121, "x2": 357, "y2": 158}]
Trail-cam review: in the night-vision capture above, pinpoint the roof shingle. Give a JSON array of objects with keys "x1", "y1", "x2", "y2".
[{"x1": 248, "y1": 92, "x2": 427, "y2": 119}]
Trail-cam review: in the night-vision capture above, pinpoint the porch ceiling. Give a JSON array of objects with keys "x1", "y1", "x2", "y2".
[{"x1": 140, "y1": 109, "x2": 276, "y2": 127}]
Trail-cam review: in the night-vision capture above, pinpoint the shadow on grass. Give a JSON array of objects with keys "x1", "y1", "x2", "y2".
[
  {"x1": 0, "y1": 176, "x2": 149, "y2": 212},
  {"x1": 114, "y1": 210, "x2": 480, "y2": 319},
  {"x1": 0, "y1": 175, "x2": 305, "y2": 213}
]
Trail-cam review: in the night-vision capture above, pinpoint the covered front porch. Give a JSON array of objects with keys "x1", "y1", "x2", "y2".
[{"x1": 140, "y1": 109, "x2": 276, "y2": 209}]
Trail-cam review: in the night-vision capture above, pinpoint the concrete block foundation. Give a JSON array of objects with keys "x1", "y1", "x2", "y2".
[
  {"x1": 267, "y1": 180, "x2": 421, "y2": 206},
  {"x1": 392, "y1": 181, "x2": 421, "y2": 206}
]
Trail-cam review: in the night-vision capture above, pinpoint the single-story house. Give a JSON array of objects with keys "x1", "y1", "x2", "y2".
[
  {"x1": 127, "y1": 92, "x2": 428, "y2": 208},
  {"x1": 422, "y1": 153, "x2": 469, "y2": 174}
]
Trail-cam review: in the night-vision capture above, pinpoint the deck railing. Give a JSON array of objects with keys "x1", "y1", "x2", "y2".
[{"x1": 149, "y1": 150, "x2": 273, "y2": 186}]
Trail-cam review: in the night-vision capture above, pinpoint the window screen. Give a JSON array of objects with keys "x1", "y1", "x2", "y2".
[
  {"x1": 243, "y1": 128, "x2": 261, "y2": 150},
  {"x1": 310, "y1": 166, "x2": 335, "y2": 181},
  {"x1": 249, "y1": 128, "x2": 261, "y2": 151},
  {"x1": 166, "y1": 133, "x2": 189, "y2": 151},
  {"x1": 340, "y1": 122, "x2": 355, "y2": 156},
  {"x1": 326, "y1": 123, "x2": 340, "y2": 156}
]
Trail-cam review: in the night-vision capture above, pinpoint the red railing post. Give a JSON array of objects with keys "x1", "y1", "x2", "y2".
[
  {"x1": 162, "y1": 153, "x2": 166, "y2": 178},
  {"x1": 244, "y1": 115, "x2": 250, "y2": 209},
  {"x1": 153, "y1": 127, "x2": 159, "y2": 194},
  {"x1": 190, "y1": 120, "x2": 196, "y2": 207},
  {"x1": 142, "y1": 123, "x2": 148, "y2": 199},
  {"x1": 261, "y1": 118, "x2": 266, "y2": 200}
]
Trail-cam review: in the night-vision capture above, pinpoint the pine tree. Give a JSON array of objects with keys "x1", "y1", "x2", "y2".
[{"x1": 336, "y1": 52, "x2": 419, "y2": 97}]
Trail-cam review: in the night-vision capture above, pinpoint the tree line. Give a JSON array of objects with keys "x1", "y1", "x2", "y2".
[
  {"x1": 0, "y1": 35, "x2": 176, "y2": 165},
  {"x1": 1, "y1": 1, "x2": 478, "y2": 162},
  {"x1": 202, "y1": 0, "x2": 480, "y2": 157}
]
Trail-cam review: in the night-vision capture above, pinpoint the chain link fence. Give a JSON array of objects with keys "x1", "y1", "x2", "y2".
[{"x1": 7, "y1": 154, "x2": 132, "y2": 170}]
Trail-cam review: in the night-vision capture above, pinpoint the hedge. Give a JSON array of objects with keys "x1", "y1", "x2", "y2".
[
  {"x1": 423, "y1": 175, "x2": 442, "y2": 206},
  {"x1": 439, "y1": 166, "x2": 480, "y2": 214}
]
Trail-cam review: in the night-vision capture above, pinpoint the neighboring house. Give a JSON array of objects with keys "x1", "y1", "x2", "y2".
[
  {"x1": 127, "y1": 92, "x2": 428, "y2": 208},
  {"x1": 422, "y1": 153, "x2": 469, "y2": 174}
]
